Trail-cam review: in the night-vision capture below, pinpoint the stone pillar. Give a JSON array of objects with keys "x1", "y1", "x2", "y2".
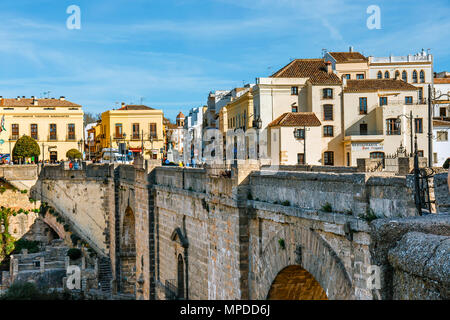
[
  {"x1": 81, "y1": 256, "x2": 86, "y2": 270},
  {"x1": 65, "y1": 256, "x2": 70, "y2": 270}
]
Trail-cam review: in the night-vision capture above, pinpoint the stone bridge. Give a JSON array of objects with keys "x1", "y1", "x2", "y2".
[{"x1": 28, "y1": 161, "x2": 449, "y2": 300}]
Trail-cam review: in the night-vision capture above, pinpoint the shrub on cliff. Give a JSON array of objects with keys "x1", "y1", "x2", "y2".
[
  {"x1": 67, "y1": 248, "x2": 82, "y2": 260},
  {"x1": 12, "y1": 135, "x2": 40, "y2": 162},
  {"x1": 66, "y1": 149, "x2": 82, "y2": 160}
]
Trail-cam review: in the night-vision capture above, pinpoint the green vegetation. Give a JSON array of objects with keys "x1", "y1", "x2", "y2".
[
  {"x1": 20, "y1": 190, "x2": 28, "y2": 194},
  {"x1": 0, "y1": 187, "x2": 6, "y2": 194},
  {"x1": 278, "y1": 238, "x2": 286, "y2": 250},
  {"x1": 321, "y1": 202, "x2": 332, "y2": 212},
  {"x1": 12, "y1": 135, "x2": 40, "y2": 162},
  {"x1": 66, "y1": 149, "x2": 82, "y2": 160},
  {"x1": 12, "y1": 239, "x2": 41, "y2": 254},
  {"x1": 281, "y1": 200, "x2": 291, "y2": 206},
  {"x1": 247, "y1": 192, "x2": 253, "y2": 200},
  {"x1": 0, "y1": 281, "x2": 61, "y2": 300},
  {"x1": 359, "y1": 208, "x2": 378, "y2": 222},
  {"x1": 67, "y1": 248, "x2": 82, "y2": 260}
]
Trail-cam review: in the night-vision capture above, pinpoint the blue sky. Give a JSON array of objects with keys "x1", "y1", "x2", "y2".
[{"x1": 0, "y1": 0, "x2": 449, "y2": 121}]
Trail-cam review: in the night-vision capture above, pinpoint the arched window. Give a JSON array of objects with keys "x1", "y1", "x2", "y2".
[
  {"x1": 384, "y1": 71, "x2": 390, "y2": 79},
  {"x1": 177, "y1": 254, "x2": 185, "y2": 299},
  {"x1": 402, "y1": 71, "x2": 407, "y2": 82},
  {"x1": 420, "y1": 70, "x2": 425, "y2": 83},
  {"x1": 412, "y1": 70, "x2": 418, "y2": 83},
  {"x1": 377, "y1": 71, "x2": 382, "y2": 79},
  {"x1": 395, "y1": 71, "x2": 400, "y2": 79}
]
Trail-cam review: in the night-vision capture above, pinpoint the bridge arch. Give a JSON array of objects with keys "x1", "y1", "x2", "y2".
[
  {"x1": 120, "y1": 206, "x2": 136, "y2": 294},
  {"x1": 254, "y1": 226, "x2": 354, "y2": 300}
]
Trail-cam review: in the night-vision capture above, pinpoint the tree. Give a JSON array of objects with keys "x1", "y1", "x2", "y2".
[
  {"x1": 66, "y1": 149, "x2": 82, "y2": 160},
  {"x1": 12, "y1": 135, "x2": 40, "y2": 162},
  {"x1": 83, "y1": 112, "x2": 101, "y2": 127}
]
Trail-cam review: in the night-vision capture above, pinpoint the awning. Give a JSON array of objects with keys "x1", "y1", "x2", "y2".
[{"x1": 129, "y1": 148, "x2": 142, "y2": 152}]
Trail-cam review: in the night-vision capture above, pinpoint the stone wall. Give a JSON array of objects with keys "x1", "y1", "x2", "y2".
[
  {"x1": 434, "y1": 172, "x2": 450, "y2": 214},
  {"x1": 28, "y1": 162, "x2": 450, "y2": 301}
]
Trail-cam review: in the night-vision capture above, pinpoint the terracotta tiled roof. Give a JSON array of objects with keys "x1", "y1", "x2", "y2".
[
  {"x1": 328, "y1": 52, "x2": 367, "y2": 63},
  {"x1": 0, "y1": 98, "x2": 80, "y2": 107},
  {"x1": 268, "y1": 112, "x2": 321, "y2": 127},
  {"x1": 270, "y1": 59, "x2": 341, "y2": 85},
  {"x1": 434, "y1": 78, "x2": 450, "y2": 84},
  {"x1": 433, "y1": 119, "x2": 450, "y2": 127},
  {"x1": 176, "y1": 112, "x2": 185, "y2": 119},
  {"x1": 344, "y1": 79, "x2": 418, "y2": 92},
  {"x1": 118, "y1": 105, "x2": 154, "y2": 110}
]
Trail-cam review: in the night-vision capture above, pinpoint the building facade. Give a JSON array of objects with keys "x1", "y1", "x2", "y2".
[
  {"x1": 0, "y1": 96, "x2": 84, "y2": 162},
  {"x1": 98, "y1": 104, "x2": 164, "y2": 160}
]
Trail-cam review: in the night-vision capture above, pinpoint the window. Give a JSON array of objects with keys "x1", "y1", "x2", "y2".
[
  {"x1": 323, "y1": 88, "x2": 333, "y2": 99},
  {"x1": 415, "y1": 118, "x2": 423, "y2": 133},
  {"x1": 323, "y1": 125, "x2": 334, "y2": 137},
  {"x1": 347, "y1": 152, "x2": 350, "y2": 166},
  {"x1": 395, "y1": 71, "x2": 400, "y2": 79},
  {"x1": 420, "y1": 70, "x2": 425, "y2": 83},
  {"x1": 115, "y1": 123, "x2": 123, "y2": 139},
  {"x1": 360, "y1": 123, "x2": 368, "y2": 135},
  {"x1": 291, "y1": 105, "x2": 298, "y2": 113},
  {"x1": 402, "y1": 71, "x2": 407, "y2": 82},
  {"x1": 434, "y1": 153, "x2": 438, "y2": 164},
  {"x1": 356, "y1": 74, "x2": 364, "y2": 79},
  {"x1": 49, "y1": 124, "x2": 57, "y2": 141},
  {"x1": 324, "y1": 151, "x2": 334, "y2": 166},
  {"x1": 291, "y1": 86, "x2": 299, "y2": 95},
  {"x1": 418, "y1": 87, "x2": 423, "y2": 102},
  {"x1": 343, "y1": 74, "x2": 351, "y2": 80},
  {"x1": 440, "y1": 107, "x2": 447, "y2": 117},
  {"x1": 149, "y1": 123, "x2": 157, "y2": 138},
  {"x1": 323, "y1": 105, "x2": 333, "y2": 120},
  {"x1": 386, "y1": 118, "x2": 400, "y2": 135},
  {"x1": 177, "y1": 254, "x2": 185, "y2": 299},
  {"x1": 384, "y1": 71, "x2": 390, "y2": 79},
  {"x1": 370, "y1": 152, "x2": 385, "y2": 159},
  {"x1": 294, "y1": 128, "x2": 305, "y2": 139},
  {"x1": 405, "y1": 96, "x2": 413, "y2": 104},
  {"x1": 67, "y1": 123, "x2": 75, "y2": 140},
  {"x1": 377, "y1": 71, "x2": 382, "y2": 79},
  {"x1": 412, "y1": 70, "x2": 418, "y2": 83},
  {"x1": 437, "y1": 131, "x2": 448, "y2": 141},
  {"x1": 31, "y1": 124, "x2": 38, "y2": 140},
  {"x1": 417, "y1": 150, "x2": 424, "y2": 157},
  {"x1": 11, "y1": 124, "x2": 19, "y2": 140},
  {"x1": 379, "y1": 97, "x2": 388, "y2": 106},
  {"x1": 132, "y1": 123, "x2": 140, "y2": 139},
  {"x1": 359, "y1": 97, "x2": 367, "y2": 114},
  {"x1": 297, "y1": 153, "x2": 305, "y2": 165}
]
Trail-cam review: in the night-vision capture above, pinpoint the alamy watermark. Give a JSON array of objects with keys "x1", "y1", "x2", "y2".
[
  {"x1": 366, "y1": 5, "x2": 381, "y2": 29},
  {"x1": 66, "y1": 5, "x2": 81, "y2": 30}
]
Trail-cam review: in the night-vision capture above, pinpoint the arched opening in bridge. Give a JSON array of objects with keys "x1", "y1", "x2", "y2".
[
  {"x1": 120, "y1": 206, "x2": 136, "y2": 294},
  {"x1": 267, "y1": 265, "x2": 328, "y2": 300}
]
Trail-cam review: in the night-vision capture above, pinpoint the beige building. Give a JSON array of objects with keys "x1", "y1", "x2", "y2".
[
  {"x1": 98, "y1": 104, "x2": 164, "y2": 160},
  {"x1": 0, "y1": 96, "x2": 84, "y2": 162},
  {"x1": 268, "y1": 112, "x2": 322, "y2": 165},
  {"x1": 342, "y1": 79, "x2": 428, "y2": 166}
]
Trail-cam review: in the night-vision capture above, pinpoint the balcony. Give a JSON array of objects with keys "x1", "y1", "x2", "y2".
[
  {"x1": 66, "y1": 135, "x2": 76, "y2": 141},
  {"x1": 344, "y1": 129, "x2": 384, "y2": 142},
  {"x1": 131, "y1": 133, "x2": 141, "y2": 140},
  {"x1": 48, "y1": 135, "x2": 58, "y2": 141},
  {"x1": 10, "y1": 134, "x2": 19, "y2": 141},
  {"x1": 31, "y1": 135, "x2": 39, "y2": 141}
]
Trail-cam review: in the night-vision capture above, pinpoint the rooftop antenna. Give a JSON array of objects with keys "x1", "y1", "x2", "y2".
[
  {"x1": 140, "y1": 97, "x2": 145, "y2": 105},
  {"x1": 43, "y1": 91, "x2": 51, "y2": 98}
]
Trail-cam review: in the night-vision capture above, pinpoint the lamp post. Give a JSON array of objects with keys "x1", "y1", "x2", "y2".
[{"x1": 252, "y1": 116, "x2": 262, "y2": 159}]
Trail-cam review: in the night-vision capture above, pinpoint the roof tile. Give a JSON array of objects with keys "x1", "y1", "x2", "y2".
[
  {"x1": 268, "y1": 112, "x2": 322, "y2": 127},
  {"x1": 270, "y1": 59, "x2": 341, "y2": 85}
]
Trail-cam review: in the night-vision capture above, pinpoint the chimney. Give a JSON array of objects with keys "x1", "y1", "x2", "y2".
[
  {"x1": 60, "y1": 96, "x2": 65, "y2": 101},
  {"x1": 121, "y1": 102, "x2": 125, "y2": 108},
  {"x1": 325, "y1": 61, "x2": 332, "y2": 74},
  {"x1": 349, "y1": 46, "x2": 354, "y2": 53},
  {"x1": 33, "y1": 97, "x2": 38, "y2": 106},
  {"x1": 16, "y1": 96, "x2": 21, "y2": 101}
]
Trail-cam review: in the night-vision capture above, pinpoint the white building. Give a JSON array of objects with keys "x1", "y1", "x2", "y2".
[{"x1": 433, "y1": 120, "x2": 450, "y2": 166}]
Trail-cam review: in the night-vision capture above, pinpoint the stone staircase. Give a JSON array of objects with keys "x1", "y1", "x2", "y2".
[{"x1": 98, "y1": 257, "x2": 113, "y2": 296}]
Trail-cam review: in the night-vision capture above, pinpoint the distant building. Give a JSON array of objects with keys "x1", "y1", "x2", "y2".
[
  {"x1": 98, "y1": 103, "x2": 164, "y2": 160},
  {"x1": 0, "y1": 96, "x2": 84, "y2": 162},
  {"x1": 432, "y1": 71, "x2": 450, "y2": 166}
]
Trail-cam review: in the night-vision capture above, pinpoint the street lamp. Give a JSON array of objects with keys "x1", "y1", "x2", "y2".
[{"x1": 252, "y1": 116, "x2": 262, "y2": 160}]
